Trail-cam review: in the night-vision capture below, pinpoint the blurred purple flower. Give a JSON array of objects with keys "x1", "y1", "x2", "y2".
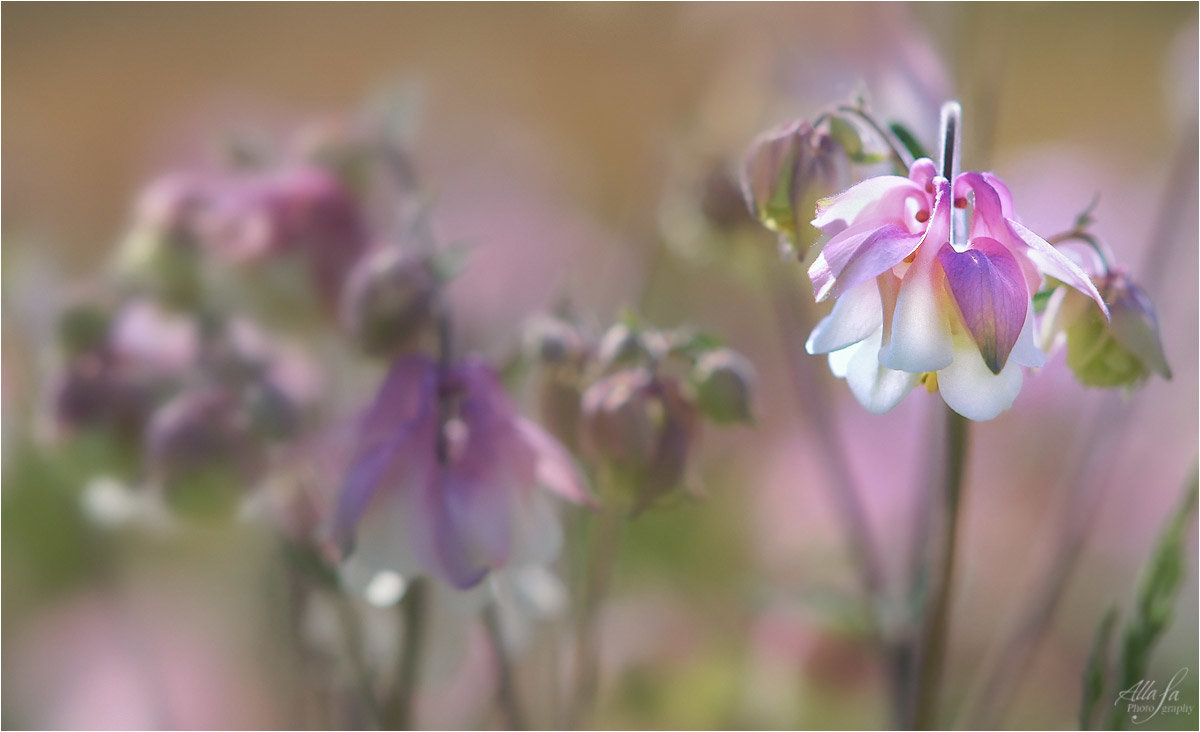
[
  {"x1": 803, "y1": 158, "x2": 1108, "y2": 420},
  {"x1": 333, "y1": 355, "x2": 591, "y2": 590},
  {"x1": 202, "y1": 166, "x2": 370, "y2": 308}
]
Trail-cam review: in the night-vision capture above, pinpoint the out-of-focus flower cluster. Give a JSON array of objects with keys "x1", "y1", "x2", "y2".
[{"x1": 523, "y1": 314, "x2": 756, "y2": 514}]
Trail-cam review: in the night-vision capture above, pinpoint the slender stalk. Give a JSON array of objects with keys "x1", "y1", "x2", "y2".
[
  {"x1": 911, "y1": 406, "x2": 970, "y2": 729},
  {"x1": 335, "y1": 593, "x2": 383, "y2": 729},
  {"x1": 483, "y1": 602, "x2": 527, "y2": 730},
  {"x1": 382, "y1": 577, "x2": 428, "y2": 730},
  {"x1": 836, "y1": 104, "x2": 916, "y2": 171},
  {"x1": 761, "y1": 259, "x2": 910, "y2": 722},
  {"x1": 907, "y1": 102, "x2": 972, "y2": 730},
  {"x1": 567, "y1": 502, "x2": 624, "y2": 729}
]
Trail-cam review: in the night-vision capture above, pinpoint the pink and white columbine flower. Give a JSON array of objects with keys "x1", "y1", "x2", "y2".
[
  {"x1": 333, "y1": 355, "x2": 591, "y2": 589},
  {"x1": 804, "y1": 158, "x2": 1108, "y2": 420}
]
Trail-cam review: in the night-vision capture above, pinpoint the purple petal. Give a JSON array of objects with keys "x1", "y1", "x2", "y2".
[
  {"x1": 939, "y1": 237, "x2": 1028, "y2": 374},
  {"x1": 334, "y1": 356, "x2": 438, "y2": 554},
  {"x1": 413, "y1": 472, "x2": 491, "y2": 590}
]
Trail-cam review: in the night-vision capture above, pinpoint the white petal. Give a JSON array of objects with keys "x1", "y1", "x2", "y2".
[
  {"x1": 845, "y1": 330, "x2": 920, "y2": 414},
  {"x1": 827, "y1": 339, "x2": 864, "y2": 378},
  {"x1": 878, "y1": 260, "x2": 954, "y2": 373},
  {"x1": 938, "y1": 337, "x2": 1024, "y2": 421},
  {"x1": 1009, "y1": 300, "x2": 1047, "y2": 368},
  {"x1": 806, "y1": 280, "x2": 883, "y2": 355},
  {"x1": 346, "y1": 487, "x2": 423, "y2": 580},
  {"x1": 508, "y1": 491, "x2": 563, "y2": 568}
]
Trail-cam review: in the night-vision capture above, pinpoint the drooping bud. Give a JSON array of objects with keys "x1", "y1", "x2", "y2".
[
  {"x1": 595, "y1": 322, "x2": 649, "y2": 372},
  {"x1": 340, "y1": 246, "x2": 438, "y2": 357},
  {"x1": 741, "y1": 119, "x2": 844, "y2": 246},
  {"x1": 691, "y1": 348, "x2": 756, "y2": 424},
  {"x1": 1065, "y1": 271, "x2": 1171, "y2": 388},
  {"x1": 145, "y1": 387, "x2": 257, "y2": 517},
  {"x1": 581, "y1": 368, "x2": 699, "y2": 512},
  {"x1": 523, "y1": 314, "x2": 586, "y2": 367}
]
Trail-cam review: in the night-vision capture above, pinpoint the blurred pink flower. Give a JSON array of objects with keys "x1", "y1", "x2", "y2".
[
  {"x1": 804, "y1": 158, "x2": 1107, "y2": 420},
  {"x1": 333, "y1": 355, "x2": 591, "y2": 589}
]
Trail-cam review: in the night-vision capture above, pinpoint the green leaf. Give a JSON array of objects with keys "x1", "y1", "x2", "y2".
[
  {"x1": 828, "y1": 116, "x2": 864, "y2": 159},
  {"x1": 889, "y1": 122, "x2": 931, "y2": 162},
  {"x1": 1080, "y1": 606, "x2": 1118, "y2": 730},
  {"x1": 1105, "y1": 471, "x2": 1198, "y2": 729},
  {"x1": 1032, "y1": 288, "x2": 1057, "y2": 314}
]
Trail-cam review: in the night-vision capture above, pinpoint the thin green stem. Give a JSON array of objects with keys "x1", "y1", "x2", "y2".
[
  {"x1": 835, "y1": 104, "x2": 916, "y2": 171},
  {"x1": 383, "y1": 578, "x2": 428, "y2": 730},
  {"x1": 483, "y1": 602, "x2": 526, "y2": 730},
  {"x1": 911, "y1": 406, "x2": 970, "y2": 729},
  {"x1": 335, "y1": 593, "x2": 383, "y2": 729},
  {"x1": 567, "y1": 502, "x2": 624, "y2": 729}
]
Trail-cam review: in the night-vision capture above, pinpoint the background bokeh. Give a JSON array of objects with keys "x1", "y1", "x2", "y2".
[{"x1": 4, "y1": 3, "x2": 1197, "y2": 729}]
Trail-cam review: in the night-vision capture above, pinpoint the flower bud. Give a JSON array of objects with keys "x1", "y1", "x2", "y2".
[
  {"x1": 340, "y1": 246, "x2": 437, "y2": 357},
  {"x1": 145, "y1": 387, "x2": 257, "y2": 517},
  {"x1": 113, "y1": 175, "x2": 208, "y2": 308},
  {"x1": 595, "y1": 322, "x2": 649, "y2": 371},
  {"x1": 523, "y1": 315, "x2": 586, "y2": 367},
  {"x1": 741, "y1": 119, "x2": 844, "y2": 245},
  {"x1": 51, "y1": 354, "x2": 156, "y2": 440},
  {"x1": 691, "y1": 348, "x2": 756, "y2": 424},
  {"x1": 581, "y1": 369, "x2": 699, "y2": 512},
  {"x1": 1065, "y1": 272, "x2": 1171, "y2": 388},
  {"x1": 581, "y1": 369, "x2": 658, "y2": 470}
]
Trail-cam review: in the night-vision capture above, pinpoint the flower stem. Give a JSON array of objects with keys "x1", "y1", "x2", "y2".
[
  {"x1": 911, "y1": 406, "x2": 970, "y2": 729},
  {"x1": 334, "y1": 592, "x2": 384, "y2": 729},
  {"x1": 383, "y1": 577, "x2": 428, "y2": 730},
  {"x1": 483, "y1": 602, "x2": 526, "y2": 730},
  {"x1": 567, "y1": 502, "x2": 624, "y2": 729}
]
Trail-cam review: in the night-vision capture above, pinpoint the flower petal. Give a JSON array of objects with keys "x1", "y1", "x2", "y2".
[
  {"x1": 810, "y1": 224, "x2": 923, "y2": 302},
  {"x1": 827, "y1": 339, "x2": 861, "y2": 378},
  {"x1": 812, "y1": 175, "x2": 917, "y2": 233},
  {"x1": 878, "y1": 260, "x2": 954, "y2": 373},
  {"x1": 334, "y1": 356, "x2": 438, "y2": 555},
  {"x1": 937, "y1": 335, "x2": 1024, "y2": 421},
  {"x1": 1009, "y1": 300, "x2": 1047, "y2": 368},
  {"x1": 515, "y1": 418, "x2": 596, "y2": 507},
  {"x1": 806, "y1": 279, "x2": 884, "y2": 354},
  {"x1": 844, "y1": 329, "x2": 920, "y2": 414},
  {"x1": 1005, "y1": 218, "x2": 1108, "y2": 318},
  {"x1": 939, "y1": 237, "x2": 1028, "y2": 374}
]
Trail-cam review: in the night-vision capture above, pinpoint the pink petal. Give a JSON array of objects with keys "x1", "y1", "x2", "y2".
[
  {"x1": 809, "y1": 224, "x2": 923, "y2": 302},
  {"x1": 939, "y1": 237, "x2": 1029, "y2": 374},
  {"x1": 1005, "y1": 219, "x2": 1109, "y2": 318},
  {"x1": 811, "y1": 175, "x2": 920, "y2": 233},
  {"x1": 878, "y1": 179, "x2": 954, "y2": 373},
  {"x1": 516, "y1": 419, "x2": 597, "y2": 507}
]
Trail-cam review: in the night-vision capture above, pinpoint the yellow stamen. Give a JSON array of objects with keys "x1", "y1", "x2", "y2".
[{"x1": 921, "y1": 372, "x2": 940, "y2": 393}]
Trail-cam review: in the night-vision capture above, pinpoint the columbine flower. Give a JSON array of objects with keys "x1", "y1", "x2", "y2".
[
  {"x1": 333, "y1": 355, "x2": 591, "y2": 590},
  {"x1": 804, "y1": 158, "x2": 1108, "y2": 420}
]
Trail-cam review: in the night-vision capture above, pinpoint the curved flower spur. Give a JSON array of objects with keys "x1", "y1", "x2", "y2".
[{"x1": 802, "y1": 102, "x2": 1108, "y2": 420}]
